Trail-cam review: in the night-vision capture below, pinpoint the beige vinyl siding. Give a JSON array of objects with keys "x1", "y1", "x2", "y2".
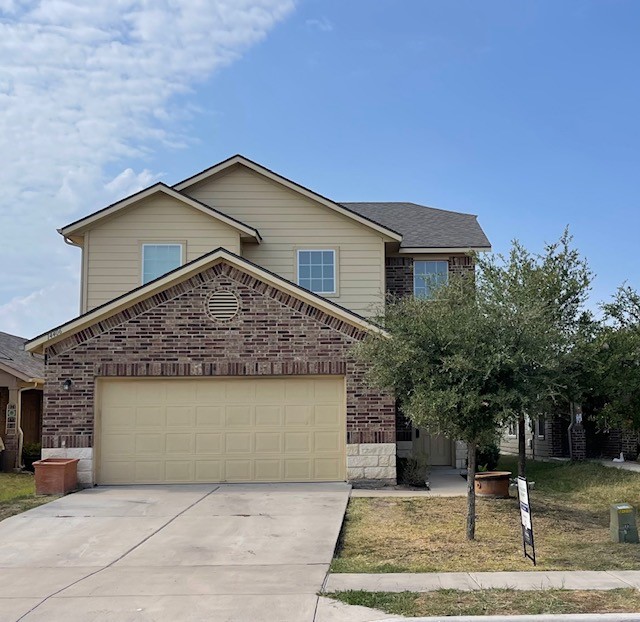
[
  {"x1": 188, "y1": 165, "x2": 386, "y2": 317},
  {"x1": 85, "y1": 195, "x2": 241, "y2": 311}
]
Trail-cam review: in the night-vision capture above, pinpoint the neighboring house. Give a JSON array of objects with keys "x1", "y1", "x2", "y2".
[
  {"x1": 0, "y1": 332, "x2": 44, "y2": 470},
  {"x1": 500, "y1": 415, "x2": 570, "y2": 461},
  {"x1": 500, "y1": 412, "x2": 639, "y2": 462},
  {"x1": 26, "y1": 155, "x2": 490, "y2": 486}
]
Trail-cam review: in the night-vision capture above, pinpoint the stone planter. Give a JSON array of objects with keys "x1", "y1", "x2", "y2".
[
  {"x1": 474, "y1": 470, "x2": 511, "y2": 498},
  {"x1": 33, "y1": 458, "x2": 79, "y2": 495}
]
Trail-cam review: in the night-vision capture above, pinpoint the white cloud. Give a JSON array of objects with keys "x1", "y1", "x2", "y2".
[
  {"x1": 0, "y1": 0, "x2": 295, "y2": 338},
  {"x1": 305, "y1": 17, "x2": 333, "y2": 32},
  {"x1": 0, "y1": 280, "x2": 80, "y2": 337}
]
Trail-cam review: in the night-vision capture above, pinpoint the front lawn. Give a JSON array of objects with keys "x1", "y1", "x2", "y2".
[
  {"x1": 0, "y1": 473, "x2": 54, "y2": 521},
  {"x1": 329, "y1": 588, "x2": 640, "y2": 617},
  {"x1": 332, "y1": 458, "x2": 640, "y2": 572}
]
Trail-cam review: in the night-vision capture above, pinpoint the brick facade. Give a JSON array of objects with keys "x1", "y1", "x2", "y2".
[
  {"x1": 43, "y1": 262, "x2": 395, "y2": 479},
  {"x1": 385, "y1": 257, "x2": 414, "y2": 298},
  {"x1": 385, "y1": 255, "x2": 475, "y2": 298}
]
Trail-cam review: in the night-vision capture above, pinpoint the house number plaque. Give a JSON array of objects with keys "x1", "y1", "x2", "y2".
[{"x1": 6, "y1": 404, "x2": 17, "y2": 433}]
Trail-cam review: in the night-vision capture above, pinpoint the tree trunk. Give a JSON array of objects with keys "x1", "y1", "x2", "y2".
[
  {"x1": 466, "y1": 441, "x2": 477, "y2": 541},
  {"x1": 518, "y1": 413, "x2": 526, "y2": 478}
]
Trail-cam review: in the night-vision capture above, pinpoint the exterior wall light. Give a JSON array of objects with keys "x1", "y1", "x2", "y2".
[{"x1": 63, "y1": 379, "x2": 73, "y2": 391}]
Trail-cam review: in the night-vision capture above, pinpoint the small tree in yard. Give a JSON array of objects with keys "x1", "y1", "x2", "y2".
[
  {"x1": 355, "y1": 274, "x2": 512, "y2": 540},
  {"x1": 354, "y1": 232, "x2": 591, "y2": 540},
  {"x1": 476, "y1": 230, "x2": 592, "y2": 477}
]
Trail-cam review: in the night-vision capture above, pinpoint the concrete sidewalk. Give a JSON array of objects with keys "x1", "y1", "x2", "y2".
[
  {"x1": 352, "y1": 468, "x2": 467, "y2": 498},
  {"x1": 601, "y1": 460, "x2": 640, "y2": 474},
  {"x1": 325, "y1": 570, "x2": 640, "y2": 593},
  {"x1": 315, "y1": 596, "x2": 640, "y2": 622}
]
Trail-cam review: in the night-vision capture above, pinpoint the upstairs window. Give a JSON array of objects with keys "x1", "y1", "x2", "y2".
[
  {"x1": 414, "y1": 260, "x2": 448, "y2": 298},
  {"x1": 297, "y1": 249, "x2": 336, "y2": 294},
  {"x1": 142, "y1": 244, "x2": 183, "y2": 284}
]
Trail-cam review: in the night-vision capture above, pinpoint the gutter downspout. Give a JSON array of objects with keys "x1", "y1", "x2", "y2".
[
  {"x1": 63, "y1": 236, "x2": 80, "y2": 248},
  {"x1": 16, "y1": 381, "x2": 40, "y2": 470}
]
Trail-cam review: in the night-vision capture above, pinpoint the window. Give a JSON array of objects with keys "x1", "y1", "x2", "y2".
[
  {"x1": 142, "y1": 244, "x2": 183, "y2": 284},
  {"x1": 507, "y1": 421, "x2": 518, "y2": 437},
  {"x1": 536, "y1": 416, "x2": 546, "y2": 438},
  {"x1": 297, "y1": 249, "x2": 336, "y2": 294},
  {"x1": 414, "y1": 260, "x2": 448, "y2": 298}
]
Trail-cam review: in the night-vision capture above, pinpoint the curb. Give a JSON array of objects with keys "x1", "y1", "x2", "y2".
[{"x1": 377, "y1": 615, "x2": 640, "y2": 622}]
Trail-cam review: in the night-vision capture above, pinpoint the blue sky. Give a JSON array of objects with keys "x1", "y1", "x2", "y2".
[{"x1": 1, "y1": 1, "x2": 638, "y2": 336}]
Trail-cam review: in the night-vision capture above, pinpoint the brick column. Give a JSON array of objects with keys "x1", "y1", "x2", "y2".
[
  {"x1": 621, "y1": 431, "x2": 639, "y2": 461},
  {"x1": 1, "y1": 388, "x2": 19, "y2": 470},
  {"x1": 569, "y1": 423, "x2": 586, "y2": 461},
  {"x1": 548, "y1": 415, "x2": 565, "y2": 457}
]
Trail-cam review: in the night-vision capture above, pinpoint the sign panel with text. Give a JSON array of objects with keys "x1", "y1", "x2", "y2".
[{"x1": 517, "y1": 476, "x2": 536, "y2": 565}]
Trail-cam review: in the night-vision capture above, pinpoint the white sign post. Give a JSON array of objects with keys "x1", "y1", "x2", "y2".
[{"x1": 517, "y1": 476, "x2": 536, "y2": 565}]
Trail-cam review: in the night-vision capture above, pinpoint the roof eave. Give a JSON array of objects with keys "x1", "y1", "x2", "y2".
[
  {"x1": 173, "y1": 155, "x2": 403, "y2": 242},
  {"x1": 398, "y1": 246, "x2": 492, "y2": 254},
  {"x1": 58, "y1": 184, "x2": 262, "y2": 242},
  {"x1": 0, "y1": 361, "x2": 43, "y2": 384}
]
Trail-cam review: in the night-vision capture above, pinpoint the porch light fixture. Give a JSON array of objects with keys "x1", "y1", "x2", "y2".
[{"x1": 62, "y1": 379, "x2": 73, "y2": 391}]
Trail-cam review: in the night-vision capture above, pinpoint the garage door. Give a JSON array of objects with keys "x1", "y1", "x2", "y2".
[{"x1": 97, "y1": 376, "x2": 346, "y2": 484}]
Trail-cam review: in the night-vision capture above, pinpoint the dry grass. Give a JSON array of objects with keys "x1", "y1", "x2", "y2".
[
  {"x1": 0, "y1": 473, "x2": 54, "y2": 521},
  {"x1": 329, "y1": 588, "x2": 640, "y2": 617},
  {"x1": 332, "y1": 458, "x2": 640, "y2": 572}
]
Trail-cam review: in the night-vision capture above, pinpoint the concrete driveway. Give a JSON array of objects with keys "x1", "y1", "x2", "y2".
[{"x1": 0, "y1": 483, "x2": 350, "y2": 622}]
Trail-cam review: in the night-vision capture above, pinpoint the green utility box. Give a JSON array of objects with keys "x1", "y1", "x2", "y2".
[{"x1": 610, "y1": 504, "x2": 639, "y2": 544}]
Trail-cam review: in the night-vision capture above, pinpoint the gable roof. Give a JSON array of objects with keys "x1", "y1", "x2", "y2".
[
  {"x1": 25, "y1": 247, "x2": 387, "y2": 355},
  {"x1": 59, "y1": 183, "x2": 262, "y2": 241},
  {"x1": 173, "y1": 154, "x2": 403, "y2": 242},
  {"x1": 0, "y1": 332, "x2": 44, "y2": 382},
  {"x1": 341, "y1": 202, "x2": 491, "y2": 251}
]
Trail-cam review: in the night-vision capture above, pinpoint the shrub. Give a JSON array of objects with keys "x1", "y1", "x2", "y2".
[
  {"x1": 477, "y1": 443, "x2": 500, "y2": 472},
  {"x1": 397, "y1": 453, "x2": 430, "y2": 487}
]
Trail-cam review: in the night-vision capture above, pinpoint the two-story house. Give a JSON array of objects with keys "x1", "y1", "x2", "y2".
[{"x1": 25, "y1": 155, "x2": 490, "y2": 487}]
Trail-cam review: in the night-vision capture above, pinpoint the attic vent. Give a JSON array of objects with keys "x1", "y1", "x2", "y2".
[{"x1": 206, "y1": 290, "x2": 240, "y2": 322}]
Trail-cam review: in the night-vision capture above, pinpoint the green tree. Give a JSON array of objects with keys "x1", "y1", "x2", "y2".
[
  {"x1": 476, "y1": 230, "x2": 592, "y2": 476},
  {"x1": 355, "y1": 232, "x2": 591, "y2": 540},
  {"x1": 592, "y1": 286, "x2": 640, "y2": 439}
]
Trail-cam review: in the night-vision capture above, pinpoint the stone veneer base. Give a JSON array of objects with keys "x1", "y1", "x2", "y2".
[
  {"x1": 347, "y1": 442, "x2": 396, "y2": 485},
  {"x1": 41, "y1": 444, "x2": 399, "y2": 488}
]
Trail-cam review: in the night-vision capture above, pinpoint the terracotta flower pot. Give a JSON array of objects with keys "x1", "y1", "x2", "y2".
[
  {"x1": 33, "y1": 458, "x2": 79, "y2": 495},
  {"x1": 474, "y1": 470, "x2": 511, "y2": 498}
]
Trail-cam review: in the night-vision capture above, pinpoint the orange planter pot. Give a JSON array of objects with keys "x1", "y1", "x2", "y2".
[
  {"x1": 33, "y1": 458, "x2": 79, "y2": 495},
  {"x1": 474, "y1": 471, "x2": 511, "y2": 498}
]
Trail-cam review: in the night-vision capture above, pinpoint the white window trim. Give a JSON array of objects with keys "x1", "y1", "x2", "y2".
[
  {"x1": 141, "y1": 242, "x2": 185, "y2": 285},
  {"x1": 295, "y1": 248, "x2": 338, "y2": 296},
  {"x1": 536, "y1": 417, "x2": 546, "y2": 439},
  {"x1": 507, "y1": 422, "x2": 518, "y2": 438},
  {"x1": 413, "y1": 260, "x2": 449, "y2": 297}
]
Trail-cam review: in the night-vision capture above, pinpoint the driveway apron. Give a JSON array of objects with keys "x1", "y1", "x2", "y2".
[{"x1": 0, "y1": 482, "x2": 350, "y2": 622}]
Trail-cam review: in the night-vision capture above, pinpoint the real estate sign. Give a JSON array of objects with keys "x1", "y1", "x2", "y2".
[{"x1": 517, "y1": 476, "x2": 536, "y2": 565}]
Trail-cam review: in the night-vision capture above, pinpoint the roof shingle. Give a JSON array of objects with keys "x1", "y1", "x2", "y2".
[
  {"x1": 340, "y1": 202, "x2": 491, "y2": 249},
  {"x1": 0, "y1": 332, "x2": 44, "y2": 381}
]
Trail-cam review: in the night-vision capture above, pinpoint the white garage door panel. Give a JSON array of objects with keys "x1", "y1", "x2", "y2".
[{"x1": 98, "y1": 377, "x2": 346, "y2": 484}]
